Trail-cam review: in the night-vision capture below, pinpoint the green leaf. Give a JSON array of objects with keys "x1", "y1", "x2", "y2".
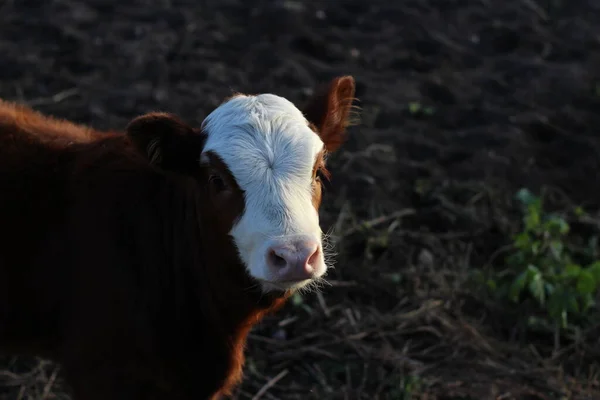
[
  {"x1": 423, "y1": 106, "x2": 435, "y2": 116},
  {"x1": 513, "y1": 232, "x2": 531, "y2": 250},
  {"x1": 526, "y1": 264, "x2": 541, "y2": 274},
  {"x1": 562, "y1": 310, "x2": 568, "y2": 329},
  {"x1": 545, "y1": 215, "x2": 569, "y2": 236},
  {"x1": 547, "y1": 288, "x2": 565, "y2": 321},
  {"x1": 549, "y1": 240, "x2": 564, "y2": 259},
  {"x1": 525, "y1": 208, "x2": 542, "y2": 231},
  {"x1": 509, "y1": 270, "x2": 529, "y2": 302},
  {"x1": 566, "y1": 293, "x2": 579, "y2": 314},
  {"x1": 528, "y1": 271, "x2": 545, "y2": 305},
  {"x1": 506, "y1": 252, "x2": 525, "y2": 267},
  {"x1": 564, "y1": 263, "x2": 582, "y2": 278},
  {"x1": 386, "y1": 273, "x2": 402, "y2": 283},
  {"x1": 408, "y1": 102, "x2": 421, "y2": 114},
  {"x1": 515, "y1": 188, "x2": 538, "y2": 207},
  {"x1": 581, "y1": 295, "x2": 595, "y2": 313},
  {"x1": 530, "y1": 240, "x2": 541, "y2": 255},
  {"x1": 576, "y1": 270, "x2": 597, "y2": 295},
  {"x1": 587, "y1": 261, "x2": 600, "y2": 282},
  {"x1": 291, "y1": 292, "x2": 304, "y2": 306}
]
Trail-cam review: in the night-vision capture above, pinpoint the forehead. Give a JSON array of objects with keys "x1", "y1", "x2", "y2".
[{"x1": 201, "y1": 94, "x2": 324, "y2": 185}]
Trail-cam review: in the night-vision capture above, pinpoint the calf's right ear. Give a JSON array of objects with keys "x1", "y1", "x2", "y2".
[{"x1": 125, "y1": 112, "x2": 205, "y2": 174}]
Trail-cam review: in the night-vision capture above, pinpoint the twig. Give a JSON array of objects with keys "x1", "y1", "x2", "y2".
[
  {"x1": 340, "y1": 209, "x2": 416, "y2": 238},
  {"x1": 41, "y1": 366, "x2": 59, "y2": 399},
  {"x1": 316, "y1": 292, "x2": 330, "y2": 317},
  {"x1": 27, "y1": 88, "x2": 80, "y2": 107},
  {"x1": 251, "y1": 369, "x2": 289, "y2": 400},
  {"x1": 520, "y1": 0, "x2": 549, "y2": 21},
  {"x1": 327, "y1": 280, "x2": 358, "y2": 287},
  {"x1": 17, "y1": 385, "x2": 26, "y2": 400}
]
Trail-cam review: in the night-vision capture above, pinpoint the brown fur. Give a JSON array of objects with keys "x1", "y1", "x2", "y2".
[
  {"x1": 0, "y1": 75, "x2": 356, "y2": 400},
  {"x1": 311, "y1": 148, "x2": 328, "y2": 209},
  {"x1": 0, "y1": 98, "x2": 107, "y2": 143}
]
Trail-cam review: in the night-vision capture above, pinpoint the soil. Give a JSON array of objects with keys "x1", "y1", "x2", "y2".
[{"x1": 1, "y1": 0, "x2": 600, "y2": 399}]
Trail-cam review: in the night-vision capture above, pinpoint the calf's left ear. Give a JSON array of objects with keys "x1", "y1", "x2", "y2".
[
  {"x1": 302, "y1": 75, "x2": 358, "y2": 153},
  {"x1": 125, "y1": 112, "x2": 205, "y2": 174}
]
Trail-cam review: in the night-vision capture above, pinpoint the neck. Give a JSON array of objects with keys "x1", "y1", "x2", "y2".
[
  {"x1": 145, "y1": 177, "x2": 290, "y2": 398},
  {"x1": 68, "y1": 137, "x2": 289, "y2": 398}
]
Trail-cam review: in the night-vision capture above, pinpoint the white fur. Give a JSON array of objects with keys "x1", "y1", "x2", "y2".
[{"x1": 201, "y1": 93, "x2": 326, "y2": 292}]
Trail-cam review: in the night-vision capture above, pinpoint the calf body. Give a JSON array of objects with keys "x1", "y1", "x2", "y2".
[{"x1": 0, "y1": 76, "x2": 356, "y2": 399}]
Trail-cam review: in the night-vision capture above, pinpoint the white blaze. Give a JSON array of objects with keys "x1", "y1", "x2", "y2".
[{"x1": 201, "y1": 93, "x2": 325, "y2": 287}]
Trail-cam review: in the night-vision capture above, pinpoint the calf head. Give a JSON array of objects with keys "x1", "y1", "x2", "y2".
[{"x1": 126, "y1": 76, "x2": 356, "y2": 294}]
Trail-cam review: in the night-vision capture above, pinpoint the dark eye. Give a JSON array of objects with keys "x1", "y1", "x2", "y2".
[
  {"x1": 209, "y1": 174, "x2": 227, "y2": 193},
  {"x1": 315, "y1": 169, "x2": 327, "y2": 183},
  {"x1": 315, "y1": 168, "x2": 331, "y2": 190}
]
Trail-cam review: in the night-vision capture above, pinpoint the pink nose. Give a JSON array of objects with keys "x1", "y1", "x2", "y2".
[{"x1": 266, "y1": 239, "x2": 322, "y2": 282}]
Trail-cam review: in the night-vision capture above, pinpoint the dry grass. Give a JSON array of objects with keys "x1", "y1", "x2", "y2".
[{"x1": 226, "y1": 182, "x2": 600, "y2": 400}]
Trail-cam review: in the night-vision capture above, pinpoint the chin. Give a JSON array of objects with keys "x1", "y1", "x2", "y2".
[{"x1": 260, "y1": 279, "x2": 311, "y2": 293}]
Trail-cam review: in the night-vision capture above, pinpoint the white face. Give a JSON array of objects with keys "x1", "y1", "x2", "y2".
[{"x1": 201, "y1": 93, "x2": 329, "y2": 293}]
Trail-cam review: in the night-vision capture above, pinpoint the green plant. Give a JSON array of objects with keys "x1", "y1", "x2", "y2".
[
  {"x1": 487, "y1": 188, "x2": 600, "y2": 348},
  {"x1": 386, "y1": 374, "x2": 423, "y2": 399},
  {"x1": 407, "y1": 101, "x2": 435, "y2": 116}
]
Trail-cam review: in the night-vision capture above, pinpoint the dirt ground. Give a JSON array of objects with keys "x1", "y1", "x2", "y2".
[{"x1": 1, "y1": 0, "x2": 600, "y2": 399}]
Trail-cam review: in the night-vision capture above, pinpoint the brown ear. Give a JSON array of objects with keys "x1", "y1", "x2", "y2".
[
  {"x1": 126, "y1": 112, "x2": 205, "y2": 174},
  {"x1": 302, "y1": 75, "x2": 357, "y2": 153}
]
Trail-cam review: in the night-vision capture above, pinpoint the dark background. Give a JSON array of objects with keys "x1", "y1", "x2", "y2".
[{"x1": 1, "y1": 0, "x2": 600, "y2": 398}]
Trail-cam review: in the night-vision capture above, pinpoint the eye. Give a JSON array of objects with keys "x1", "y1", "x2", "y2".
[
  {"x1": 209, "y1": 174, "x2": 228, "y2": 193},
  {"x1": 315, "y1": 168, "x2": 329, "y2": 183}
]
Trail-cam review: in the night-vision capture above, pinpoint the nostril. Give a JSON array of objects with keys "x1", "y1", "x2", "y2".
[
  {"x1": 269, "y1": 249, "x2": 287, "y2": 268},
  {"x1": 307, "y1": 246, "x2": 320, "y2": 267}
]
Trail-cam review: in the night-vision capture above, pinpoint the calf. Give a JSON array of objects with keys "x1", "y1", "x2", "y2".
[{"x1": 0, "y1": 76, "x2": 356, "y2": 399}]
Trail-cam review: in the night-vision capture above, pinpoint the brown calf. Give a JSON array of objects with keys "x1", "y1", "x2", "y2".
[{"x1": 0, "y1": 76, "x2": 356, "y2": 399}]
